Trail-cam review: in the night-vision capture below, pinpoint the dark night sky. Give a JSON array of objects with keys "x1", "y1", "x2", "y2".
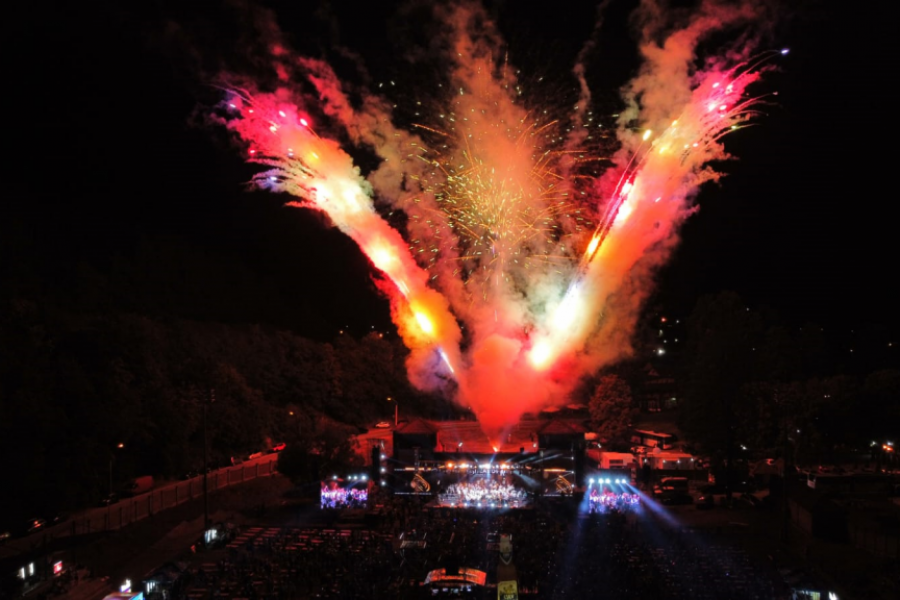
[{"x1": 7, "y1": 1, "x2": 897, "y2": 346}]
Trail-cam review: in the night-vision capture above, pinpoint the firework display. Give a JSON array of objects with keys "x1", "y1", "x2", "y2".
[{"x1": 215, "y1": 2, "x2": 776, "y2": 440}]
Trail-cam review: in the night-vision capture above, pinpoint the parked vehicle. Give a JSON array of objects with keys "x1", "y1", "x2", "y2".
[
  {"x1": 46, "y1": 512, "x2": 67, "y2": 525},
  {"x1": 738, "y1": 492, "x2": 764, "y2": 508},
  {"x1": 25, "y1": 518, "x2": 46, "y2": 535},
  {"x1": 181, "y1": 469, "x2": 200, "y2": 480},
  {"x1": 98, "y1": 493, "x2": 119, "y2": 506},
  {"x1": 654, "y1": 477, "x2": 692, "y2": 505},
  {"x1": 119, "y1": 475, "x2": 154, "y2": 497},
  {"x1": 700, "y1": 479, "x2": 755, "y2": 495},
  {"x1": 696, "y1": 492, "x2": 715, "y2": 510}
]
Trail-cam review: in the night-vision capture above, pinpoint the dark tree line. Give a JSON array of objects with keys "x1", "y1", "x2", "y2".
[
  {"x1": 0, "y1": 267, "x2": 453, "y2": 528},
  {"x1": 677, "y1": 291, "x2": 899, "y2": 470}
]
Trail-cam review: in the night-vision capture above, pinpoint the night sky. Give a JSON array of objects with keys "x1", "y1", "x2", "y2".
[{"x1": 8, "y1": 0, "x2": 896, "y2": 345}]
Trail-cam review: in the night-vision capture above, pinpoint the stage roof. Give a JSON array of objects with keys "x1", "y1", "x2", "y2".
[
  {"x1": 395, "y1": 418, "x2": 438, "y2": 434},
  {"x1": 538, "y1": 419, "x2": 587, "y2": 435},
  {"x1": 425, "y1": 567, "x2": 487, "y2": 587}
]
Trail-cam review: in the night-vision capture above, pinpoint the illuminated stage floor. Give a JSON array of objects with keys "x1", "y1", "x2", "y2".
[{"x1": 428, "y1": 497, "x2": 533, "y2": 509}]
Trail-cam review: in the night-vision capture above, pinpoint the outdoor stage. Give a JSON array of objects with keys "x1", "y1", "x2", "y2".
[{"x1": 432, "y1": 474, "x2": 534, "y2": 509}]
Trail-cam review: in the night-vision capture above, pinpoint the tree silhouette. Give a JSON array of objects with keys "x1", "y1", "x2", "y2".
[{"x1": 589, "y1": 374, "x2": 635, "y2": 449}]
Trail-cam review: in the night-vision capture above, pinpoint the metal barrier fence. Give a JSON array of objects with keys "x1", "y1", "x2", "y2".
[
  {"x1": 2, "y1": 455, "x2": 278, "y2": 557},
  {"x1": 850, "y1": 525, "x2": 900, "y2": 559},
  {"x1": 72, "y1": 458, "x2": 278, "y2": 535}
]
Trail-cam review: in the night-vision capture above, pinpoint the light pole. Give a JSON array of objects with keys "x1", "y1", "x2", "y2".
[
  {"x1": 109, "y1": 443, "x2": 124, "y2": 495},
  {"x1": 288, "y1": 409, "x2": 302, "y2": 440},
  {"x1": 203, "y1": 389, "x2": 214, "y2": 532},
  {"x1": 387, "y1": 396, "x2": 397, "y2": 427}
]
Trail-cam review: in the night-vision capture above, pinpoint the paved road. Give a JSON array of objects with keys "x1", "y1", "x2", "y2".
[{"x1": 0, "y1": 453, "x2": 279, "y2": 560}]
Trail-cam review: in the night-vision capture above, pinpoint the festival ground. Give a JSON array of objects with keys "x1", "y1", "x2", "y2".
[
  {"x1": 78, "y1": 469, "x2": 894, "y2": 600},
  {"x1": 145, "y1": 490, "x2": 794, "y2": 599}
]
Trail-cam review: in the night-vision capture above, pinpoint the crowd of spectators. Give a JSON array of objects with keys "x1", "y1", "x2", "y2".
[
  {"x1": 587, "y1": 489, "x2": 641, "y2": 513},
  {"x1": 172, "y1": 527, "x2": 398, "y2": 599},
  {"x1": 320, "y1": 487, "x2": 368, "y2": 509},
  {"x1": 163, "y1": 488, "x2": 781, "y2": 599}
]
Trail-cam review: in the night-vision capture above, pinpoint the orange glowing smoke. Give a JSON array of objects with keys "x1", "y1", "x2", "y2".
[{"x1": 217, "y1": 0, "x2": 775, "y2": 434}]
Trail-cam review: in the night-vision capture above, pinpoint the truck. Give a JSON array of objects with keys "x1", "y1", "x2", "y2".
[{"x1": 119, "y1": 475, "x2": 154, "y2": 497}]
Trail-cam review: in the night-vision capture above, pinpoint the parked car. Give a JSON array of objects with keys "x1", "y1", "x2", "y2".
[
  {"x1": 28, "y1": 518, "x2": 45, "y2": 533},
  {"x1": 700, "y1": 479, "x2": 756, "y2": 495},
  {"x1": 654, "y1": 477, "x2": 692, "y2": 505},
  {"x1": 659, "y1": 492, "x2": 693, "y2": 505},
  {"x1": 119, "y1": 475, "x2": 154, "y2": 498},
  {"x1": 697, "y1": 492, "x2": 715, "y2": 510},
  {"x1": 98, "y1": 493, "x2": 119, "y2": 506},
  {"x1": 181, "y1": 469, "x2": 200, "y2": 480},
  {"x1": 47, "y1": 512, "x2": 67, "y2": 525},
  {"x1": 737, "y1": 492, "x2": 764, "y2": 509}
]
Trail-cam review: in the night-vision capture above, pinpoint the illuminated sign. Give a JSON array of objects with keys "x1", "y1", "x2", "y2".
[
  {"x1": 497, "y1": 580, "x2": 518, "y2": 600},
  {"x1": 53, "y1": 561, "x2": 64, "y2": 575}
]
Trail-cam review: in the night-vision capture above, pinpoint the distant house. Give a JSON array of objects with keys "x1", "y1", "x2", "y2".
[
  {"x1": 636, "y1": 363, "x2": 678, "y2": 412},
  {"x1": 630, "y1": 429, "x2": 677, "y2": 449},
  {"x1": 641, "y1": 450, "x2": 696, "y2": 470},
  {"x1": 595, "y1": 451, "x2": 636, "y2": 470}
]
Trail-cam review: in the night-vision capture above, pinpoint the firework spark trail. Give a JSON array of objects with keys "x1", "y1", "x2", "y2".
[
  {"x1": 530, "y1": 61, "x2": 768, "y2": 370},
  {"x1": 223, "y1": 93, "x2": 464, "y2": 388},
  {"x1": 215, "y1": 0, "x2": 778, "y2": 441}
]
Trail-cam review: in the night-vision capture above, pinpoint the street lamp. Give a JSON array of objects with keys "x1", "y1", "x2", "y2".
[
  {"x1": 110, "y1": 443, "x2": 124, "y2": 495},
  {"x1": 202, "y1": 389, "x2": 215, "y2": 531},
  {"x1": 387, "y1": 396, "x2": 397, "y2": 427}
]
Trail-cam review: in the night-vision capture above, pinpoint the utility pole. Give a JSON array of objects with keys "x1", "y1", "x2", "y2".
[
  {"x1": 109, "y1": 442, "x2": 123, "y2": 496},
  {"x1": 778, "y1": 387, "x2": 790, "y2": 543},
  {"x1": 387, "y1": 396, "x2": 397, "y2": 427},
  {"x1": 203, "y1": 388, "x2": 214, "y2": 532}
]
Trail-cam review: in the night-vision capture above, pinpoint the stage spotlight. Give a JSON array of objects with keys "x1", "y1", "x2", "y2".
[
  {"x1": 606, "y1": 478, "x2": 611, "y2": 484},
  {"x1": 589, "y1": 478, "x2": 595, "y2": 484}
]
